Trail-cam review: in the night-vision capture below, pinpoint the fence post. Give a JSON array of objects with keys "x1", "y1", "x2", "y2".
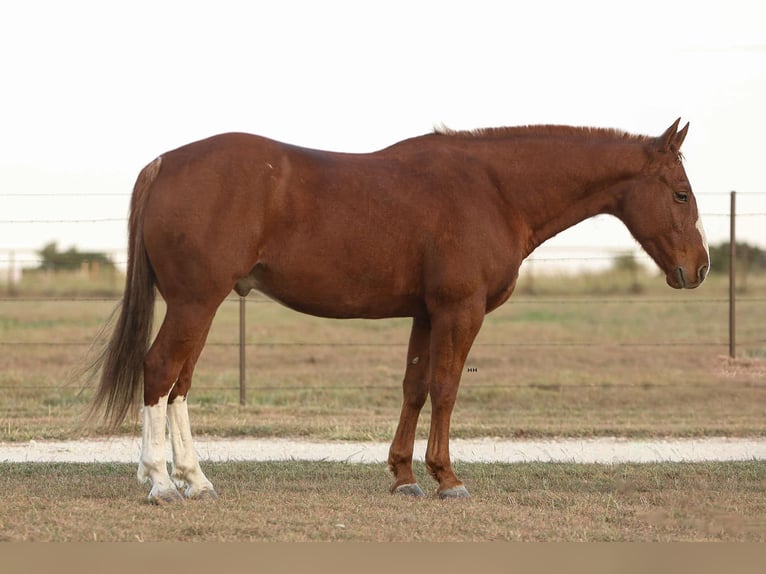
[
  {"x1": 729, "y1": 191, "x2": 736, "y2": 359},
  {"x1": 239, "y1": 295, "x2": 247, "y2": 405}
]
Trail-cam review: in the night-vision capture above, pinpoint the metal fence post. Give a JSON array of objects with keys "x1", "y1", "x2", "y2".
[
  {"x1": 729, "y1": 191, "x2": 736, "y2": 359},
  {"x1": 239, "y1": 295, "x2": 246, "y2": 405}
]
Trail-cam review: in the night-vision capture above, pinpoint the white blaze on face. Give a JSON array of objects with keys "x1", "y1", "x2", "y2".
[{"x1": 696, "y1": 214, "x2": 710, "y2": 266}]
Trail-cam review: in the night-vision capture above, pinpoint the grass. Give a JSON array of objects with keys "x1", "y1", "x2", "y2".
[
  {"x1": 0, "y1": 271, "x2": 764, "y2": 441},
  {"x1": 0, "y1": 460, "x2": 764, "y2": 541},
  {"x1": 6, "y1": 268, "x2": 122, "y2": 298},
  {"x1": 1, "y1": 269, "x2": 764, "y2": 544}
]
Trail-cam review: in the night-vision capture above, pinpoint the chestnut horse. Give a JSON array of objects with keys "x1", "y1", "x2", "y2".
[{"x1": 91, "y1": 119, "x2": 709, "y2": 503}]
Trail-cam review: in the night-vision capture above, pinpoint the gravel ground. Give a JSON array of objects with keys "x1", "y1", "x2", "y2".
[{"x1": 2, "y1": 436, "x2": 765, "y2": 464}]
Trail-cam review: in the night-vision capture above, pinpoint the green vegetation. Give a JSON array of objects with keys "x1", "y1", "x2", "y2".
[
  {"x1": 37, "y1": 242, "x2": 115, "y2": 272},
  {"x1": 709, "y1": 241, "x2": 766, "y2": 275}
]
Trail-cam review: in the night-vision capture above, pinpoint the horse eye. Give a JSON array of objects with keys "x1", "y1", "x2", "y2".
[{"x1": 674, "y1": 191, "x2": 689, "y2": 203}]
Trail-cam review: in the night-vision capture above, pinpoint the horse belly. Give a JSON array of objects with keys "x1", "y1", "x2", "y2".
[{"x1": 238, "y1": 258, "x2": 423, "y2": 320}]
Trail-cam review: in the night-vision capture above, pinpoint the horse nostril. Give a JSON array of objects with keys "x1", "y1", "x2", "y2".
[{"x1": 698, "y1": 264, "x2": 708, "y2": 282}]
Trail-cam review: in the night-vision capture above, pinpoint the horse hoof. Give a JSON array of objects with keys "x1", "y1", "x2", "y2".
[
  {"x1": 149, "y1": 487, "x2": 185, "y2": 505},
  {"x1": 189, "y1": 488, "x2": 218, "y2": 501},
  {"x1": 393, "y1": 483, "x2": 426, "y2": 497},
  {"x1": 438, "y1": 485, "x2": 471, "y2": 500}
]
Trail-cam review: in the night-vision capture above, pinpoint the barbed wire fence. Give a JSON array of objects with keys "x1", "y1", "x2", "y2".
[{"x1": 1, "y1": 191, "x2": 765, "y2": 404}]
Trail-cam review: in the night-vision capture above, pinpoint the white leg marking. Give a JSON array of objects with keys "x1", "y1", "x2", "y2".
[
  {"x1": 168, "y1": 396, "x2": 217, "y2": 499},
  {"x1": 137, "y1": 395, "x2": 182, "y2": 504}
]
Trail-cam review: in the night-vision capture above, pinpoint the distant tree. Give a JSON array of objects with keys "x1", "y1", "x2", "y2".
[
  {"x1": 610, "y1": 253, "x2": 644, "y2": 293},
  {"x1": 708, "y1": 242, "x2": 766, "y2": 275},
  {"x1": 611, "y1": 253, "x2": 641, "y2": 274},
  {"x1": 38, "y1": 242, "x2": 115, "y2": 271}
]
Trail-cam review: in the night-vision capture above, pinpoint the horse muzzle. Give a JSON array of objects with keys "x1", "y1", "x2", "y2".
[{"x1": 668, "y1": 264, "x2": 708, "y2": 289}]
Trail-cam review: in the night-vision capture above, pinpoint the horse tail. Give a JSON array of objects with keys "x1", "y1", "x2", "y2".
[{"x1": 87, "y1": 157, "x2": 161, "y2": 430}]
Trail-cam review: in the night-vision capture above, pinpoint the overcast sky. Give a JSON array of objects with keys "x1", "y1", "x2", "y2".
[{"x1": 1, "y1": 0, "x2": 764, "y2": 270}]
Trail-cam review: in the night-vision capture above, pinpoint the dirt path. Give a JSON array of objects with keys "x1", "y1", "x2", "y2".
[{"x1": 2, "y1": 436, "x2": 765, "y2": 464}]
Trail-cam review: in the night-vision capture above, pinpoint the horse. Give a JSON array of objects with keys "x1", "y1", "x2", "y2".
[{"x1": 90, "y1": 119, "x2": 709, "y2": 503}]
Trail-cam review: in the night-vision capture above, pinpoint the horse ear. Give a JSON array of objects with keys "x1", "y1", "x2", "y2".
[
  {"x1": 673, "y1": 121, "x2": 689, "y2": 149},
  {"x1": 656, "y1": 118, "x2": 682, "y2": 151}
]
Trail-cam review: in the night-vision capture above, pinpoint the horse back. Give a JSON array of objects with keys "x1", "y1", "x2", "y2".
[{"x1": 141, "y1": 133, "x2": 518, "y2": 318}]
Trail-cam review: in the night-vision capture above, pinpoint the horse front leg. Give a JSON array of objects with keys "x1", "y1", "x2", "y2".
[
  {"x1": 388, "y1": 317, "x2": 431, "y2": 497},
  {"x1": 425, "y1": 300, "x2": 484, "y2": 499}
]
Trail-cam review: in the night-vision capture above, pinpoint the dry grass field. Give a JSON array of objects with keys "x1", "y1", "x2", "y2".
[
  {"x1": 1, "y1": 270, "x2": 764, "y2": 442},
  {"x1": 1, "y1": 460, "x2": 765, "y2": 541},
  {"x1": 1, "y1": 269, "x2": 764, "y2": 542}
]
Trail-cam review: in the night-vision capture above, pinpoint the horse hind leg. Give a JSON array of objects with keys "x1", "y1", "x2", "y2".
[
  {"x1": 167, "y1": 322, "x2": 217, "y2": 500},
  {"x1": 388, "y1": 317, "x2": 431, "y2": 497},
  {"x1": 137, "y1": 393, "x2": 181, "y2": 504},
  {"x1": 137, "y1": 303, "x2": 217, "y2": 505}
]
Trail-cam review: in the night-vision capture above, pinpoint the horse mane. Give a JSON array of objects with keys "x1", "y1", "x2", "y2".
[{"x1": 433, "y1": 124, "x2": 651, "y2": 144}]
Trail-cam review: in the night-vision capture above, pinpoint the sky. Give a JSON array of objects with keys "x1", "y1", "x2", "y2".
[{"x1": 1, "y1": 0, "x2": 764, "y2": 272}]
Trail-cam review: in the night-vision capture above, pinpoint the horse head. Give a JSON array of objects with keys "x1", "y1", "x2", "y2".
[{"x1": 616, "y1": 119, "x2": 709, "y2": 289}]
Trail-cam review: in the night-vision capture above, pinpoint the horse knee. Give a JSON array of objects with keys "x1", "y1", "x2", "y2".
[
  {"x1": 403, "y1": 375, "x2": 429, "y2": 408},
  {"x1": 405, "y1": 390, "x2": 428, "y2": 411}
]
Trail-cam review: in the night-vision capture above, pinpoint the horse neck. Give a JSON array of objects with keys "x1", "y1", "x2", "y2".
[{"x1": 483, "y1": 137, "x2": 647, "y2": 255}]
